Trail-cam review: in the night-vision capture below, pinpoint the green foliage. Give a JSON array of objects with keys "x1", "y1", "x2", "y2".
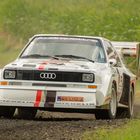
[
  {"x1": 136, "y1": 80, "x2": 140, "y2": 91},
  {"x1": 124, "y1": 57, "x2": 137, "y2": 74},
  {"x1": 0, "y1": 0, "x2": 140, "y2": 67},
  {"x1": 0, "y1": 50, "x2": 19, "y2": 67},
  {"x1": 83, "y1": 119, "x2": 140, "y2": 140},
  {"x1": 0, "y1": 0, "x2": 140, "y2": 41}
]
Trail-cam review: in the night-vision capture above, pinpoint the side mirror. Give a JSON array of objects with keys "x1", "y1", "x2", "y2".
[{"x1": 109, "y1": 58, "x2": 117, "y2": 66}]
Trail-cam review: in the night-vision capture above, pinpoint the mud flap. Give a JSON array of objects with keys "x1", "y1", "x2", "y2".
[{"x1": 119, "y1": 73, "x2": 130, "y2": 105}]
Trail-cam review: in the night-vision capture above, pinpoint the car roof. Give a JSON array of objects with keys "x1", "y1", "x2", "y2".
[{"x1": 31, "y1": 34, "x2": 107, "y2": 41}]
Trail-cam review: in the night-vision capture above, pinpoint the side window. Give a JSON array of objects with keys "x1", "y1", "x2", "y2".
[
  {"x1": 104, "y1": 41, "x2": 115, "y2": 59},
  {"x1": 104, "y1": 40, "x2": 122, "y2": 67},
  {"x1": 94, "y1": 46, "x2": 106, "y2": 63},
  {"x1": 114, "y1": 50, "x2": 122, "y2": 67}
]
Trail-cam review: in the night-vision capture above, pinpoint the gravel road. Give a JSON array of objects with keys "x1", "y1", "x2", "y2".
[{"x1": 0, "y1": 110, "x2": 130, "y2": 140}]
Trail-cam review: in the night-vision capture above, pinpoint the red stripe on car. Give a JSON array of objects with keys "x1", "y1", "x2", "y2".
[
  {"x1": 34, "y1": 90, "x2": 42, "y2": 107},
  {"x1": 38, "y1": 64, "x2": 46, "y2": 70}
]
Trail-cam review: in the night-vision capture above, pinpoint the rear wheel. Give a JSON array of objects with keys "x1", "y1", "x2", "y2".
[
  {"x1": 17, "y1": 108, "x2": 37, "y2": 119},
  {"x1": 117, "y1": 86, "x2": 134, "y2": 118},
  {"x1": 95, "y1": 84, "x2": 117, "y2": 119},
  {"x1": 127, "y1": 86, "x2": 134, "y2": 118},
  {"x1": 0, "y1": 107, "x2": 15, "y2": 118}
]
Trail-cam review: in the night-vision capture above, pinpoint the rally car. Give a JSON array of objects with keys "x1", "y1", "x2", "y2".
[{"x1": 0, "y1": 34, "x2": 136, "y2": 119}]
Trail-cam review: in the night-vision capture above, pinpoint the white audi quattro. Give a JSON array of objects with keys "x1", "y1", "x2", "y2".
[{"x1": 0, "y1": 34, "x2": 136, "y2": 119}]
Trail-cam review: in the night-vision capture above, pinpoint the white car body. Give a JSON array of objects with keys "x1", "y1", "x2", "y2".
[{"x1": 0, "y1": 35, "x2": 136, "y2": 119}]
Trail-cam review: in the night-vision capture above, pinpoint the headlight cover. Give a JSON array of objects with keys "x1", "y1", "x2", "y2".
[
  {"x1": 82, "y1": 73, "x2": 94, "y2": 82},
  {"x1": 4, "y1": 70, "x2": 16, "y2": 79}
]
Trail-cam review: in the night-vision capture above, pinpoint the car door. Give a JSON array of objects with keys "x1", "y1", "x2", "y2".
[
  {"x1": 113, "y1": 49, "x2": 124, "y2": 99},
  {"x1": 104, "y1": 40, "x2": 124, "y2": 99}
]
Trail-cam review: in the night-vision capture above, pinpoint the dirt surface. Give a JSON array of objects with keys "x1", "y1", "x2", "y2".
[
  {"x1": 0, "y1": 93, "x2": 139, "y2": 140},
  {"x1": 0, "y1": 111, "x2": 130, "y2": 140}
]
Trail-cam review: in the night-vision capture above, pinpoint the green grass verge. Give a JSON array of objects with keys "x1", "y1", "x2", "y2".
[
  {"x1": 136, "y1": 80, "x2": 140, "y2": 92},
  {"x1": 83, "y1": 119, "x2": 140, "y2": 140}
]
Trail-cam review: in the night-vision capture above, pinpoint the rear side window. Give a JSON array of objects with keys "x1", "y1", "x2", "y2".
[
  {"x1": 104, "y1": 40, "x2": 122, "y2": 67},
  {"x1": 104, "y1": 41, "x2": 116, "y2": 59}
]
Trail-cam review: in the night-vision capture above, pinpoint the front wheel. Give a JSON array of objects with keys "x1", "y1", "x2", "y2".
[
  {"x1": 0, "y1": 107, "x2": 15, "y2": 118},
  {"x1": 95, "y1": 84, "x2": 117, "y2": 119}
]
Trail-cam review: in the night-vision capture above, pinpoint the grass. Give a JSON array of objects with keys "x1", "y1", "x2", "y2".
[
  {"x1": 136, "y1": 80, "x2": 140, "y2": 92},
  {"x1": 0, "y1": 50, "x2": 19, "y2": 67},
  {"x1": 83, "y1": 119, "x2": 140, "y2": 140},
  {"x1": 0, "y1": 33, "x2": 22, "y2": 68},
  {"x1": 1, "y1": 0, "x2": 140, "y2": 41}
]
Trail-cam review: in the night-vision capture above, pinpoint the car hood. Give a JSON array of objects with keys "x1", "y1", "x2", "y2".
[{"x1": 4, "y1": 58, "x2": 106, "y2": 73}]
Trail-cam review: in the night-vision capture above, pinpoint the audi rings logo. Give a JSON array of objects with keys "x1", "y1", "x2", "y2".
[{"x1": 40, "y1": 73, "x2": 56, "y2": 79}]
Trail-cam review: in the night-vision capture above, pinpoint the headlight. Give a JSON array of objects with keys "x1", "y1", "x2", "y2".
[
  {"x1": 4, "y1": 70, "x2": 16, "y2": 79},
  {"x1": 82, "y1": 73, "x2": 94, "y2": 82}
]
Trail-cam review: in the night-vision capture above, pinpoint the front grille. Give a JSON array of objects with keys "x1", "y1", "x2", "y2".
[{"x1": 4, "y1": 70, "x2": 94, "y2": 83}]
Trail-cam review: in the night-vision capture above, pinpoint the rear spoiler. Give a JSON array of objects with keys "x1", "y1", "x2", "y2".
[
  {"x1": 112, "y1": 41, "x2": 140, "y2": 77},
  {"x1": 111, "y1": 41, "x2": 140, "y2": 57}
]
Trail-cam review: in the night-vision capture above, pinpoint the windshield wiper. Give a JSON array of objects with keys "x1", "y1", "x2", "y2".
[
  {"x1": 21, "y1": 54, "x2": 59, "y2": 59},
  {"x1": 54, "y1": 55, "x2": 94, "y2": 63}
]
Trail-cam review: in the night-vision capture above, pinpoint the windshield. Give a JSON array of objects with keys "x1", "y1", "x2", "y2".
[{"x1": 20, "y1": 37, "x2": 106, "y2": 63}]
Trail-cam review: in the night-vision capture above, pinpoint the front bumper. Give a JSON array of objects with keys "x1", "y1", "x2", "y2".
[{"x1": 0, "y1": 82, "x2": 96, "y2": 109}]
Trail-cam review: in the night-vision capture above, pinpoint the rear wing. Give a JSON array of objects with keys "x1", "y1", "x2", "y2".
[{"x1": 111, "y1": 41, "x2": 140, "y2": 77}]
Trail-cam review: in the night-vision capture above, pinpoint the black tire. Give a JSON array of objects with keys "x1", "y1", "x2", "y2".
[
  {"x1": 95, "y1": 84, "x2": 117, "y2": 119},
  {"x1": 0, "y1": 107, "x2": 15, "y2": 118},
  {"x1": 128, "y1": 86, "x2": 134, "y2": 118},
  {"x1": 117, "y1": 86, "x2": 134, "y2": 119},
  {"x1": 17, "y1": 108, "x2": 37, "y2": 120}
]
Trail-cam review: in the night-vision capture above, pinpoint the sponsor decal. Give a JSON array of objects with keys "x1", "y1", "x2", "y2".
[
  {"x1": 57, "y1": 96, "x2": 84, "y2": 102},
  {"x1": 37, "y1": 61, "x2": 49, "y2": 70},
  {"x1": 56, "y1": 102, "x2": 95, "y2": 107},
  {"x1": 34, "y1": 90, "x2": 42, "y2": 107},
  {"x1": 37, "y1": 59, "x2": 65, "y2": 70},
  {"x1": 38, "y1": 64, "x2": 46, "y2": 70},
  {"x1": 0, "y1": 100, "x2": 34, "y2": 104}
]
